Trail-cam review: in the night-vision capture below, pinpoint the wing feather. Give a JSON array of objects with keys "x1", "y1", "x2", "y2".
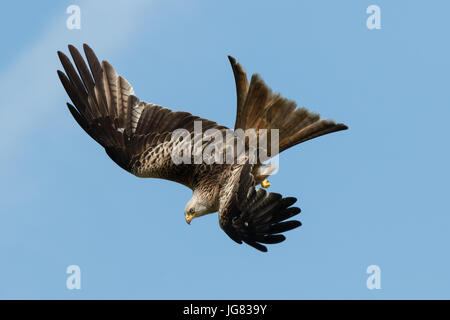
[
  {"x1": 219, "y1": 163, "x2": 301, "y2": 252},
  {"x1": 58, "y1": 44, "x2": 227, "y2": 187}
]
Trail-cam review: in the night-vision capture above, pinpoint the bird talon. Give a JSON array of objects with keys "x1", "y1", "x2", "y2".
[{"x1": 261, "y1": 179, "x2": 271, "y2": 188}]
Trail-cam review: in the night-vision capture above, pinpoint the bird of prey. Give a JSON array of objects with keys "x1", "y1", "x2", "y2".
[{"x1": 57, "y1": 44, "x2": 347, "y2": 252}]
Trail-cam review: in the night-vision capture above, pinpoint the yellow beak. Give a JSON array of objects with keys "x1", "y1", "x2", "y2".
[{"x1": 185, "y1": 213, "x2": 194, "y2": 225}]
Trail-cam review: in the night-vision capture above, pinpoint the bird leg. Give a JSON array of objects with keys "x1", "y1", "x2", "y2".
[{"x1": 261, "y1": 179, "x2": 271, "y2": 188}]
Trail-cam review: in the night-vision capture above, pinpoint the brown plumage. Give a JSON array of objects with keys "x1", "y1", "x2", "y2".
[{"x1": 57, "y1": 44, "x2": 348, "y2": 252}]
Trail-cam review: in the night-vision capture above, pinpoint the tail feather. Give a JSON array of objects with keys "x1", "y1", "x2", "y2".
[{"x1": 228, "y1": 56, "x2": 348, "y2": 154}]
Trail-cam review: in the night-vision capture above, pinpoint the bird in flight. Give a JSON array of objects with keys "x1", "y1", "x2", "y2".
[{"x1": 57, "y1": 44, "x2": 347, "y2": 252}]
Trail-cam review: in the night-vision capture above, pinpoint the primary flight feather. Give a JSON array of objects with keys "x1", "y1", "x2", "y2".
[{"x1": 57, "y1": 44, "x2": 347, "y2": 252}]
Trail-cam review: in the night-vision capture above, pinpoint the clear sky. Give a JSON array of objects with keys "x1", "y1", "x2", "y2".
[{"x1": 1, "y1": 0, "x2": 449, "y2": 299}]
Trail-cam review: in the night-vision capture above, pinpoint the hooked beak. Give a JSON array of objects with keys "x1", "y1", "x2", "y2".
[{"x1": 185, "y1": 213, "x2": 194, "y2": 225}]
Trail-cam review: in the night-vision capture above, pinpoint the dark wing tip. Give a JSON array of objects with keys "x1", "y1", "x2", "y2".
[
  {"x1": 67, "y1": 44, "x2": 83, "y2": 62},
  {"x1": 283, "y1": 197, "x2": 298, "y2": 206},
  {"x1": 228, "y1": 55, "x2": 236, "y2": 64},
  {"x1": 258, "y1": 234, "x2": 286, "y2": 244},
  {"x1": 57, "y1": 50, "x2": 70, "y2": 64},
  {"x1": 67, "y1": 44, "x2": 77, "y2": 53},
  {"x1": 224, "y1": 190, "x2": 302, "y2": 252},
  {"x1": 269, "y1": 220, "x2": 302, "y2": 234},
  {"x1": 244, "y1": 240, "x2": 268, "y2": 252},
  {"x1": 83, "y1": 43, "x2": 94, "y2": 53}
]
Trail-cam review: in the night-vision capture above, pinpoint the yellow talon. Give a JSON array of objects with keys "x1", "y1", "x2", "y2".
[{"x1": 261, "y1": 179, "x2": 271, "y2": 188}]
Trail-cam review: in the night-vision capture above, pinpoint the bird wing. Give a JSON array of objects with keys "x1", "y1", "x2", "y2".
[
  {"x1": 218, "y1": 163, "x2": 301, "y2": 252},
  {"x1": 57, "y1": 44, "x2": 227, "y2": 188}
]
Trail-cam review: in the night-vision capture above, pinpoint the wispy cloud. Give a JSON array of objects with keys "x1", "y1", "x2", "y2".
[{"x1": 0, "y1": 0, "x2": 152, "y2": 172}]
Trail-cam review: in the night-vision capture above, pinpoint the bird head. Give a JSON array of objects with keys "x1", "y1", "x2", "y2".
[{"x1": 184, "y1": 193, "x2": 215, "y2": 224}]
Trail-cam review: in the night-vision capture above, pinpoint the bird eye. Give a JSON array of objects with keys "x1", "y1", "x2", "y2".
[{"x1": 189, "y1": 208, "x2": 195, "y2": 214}]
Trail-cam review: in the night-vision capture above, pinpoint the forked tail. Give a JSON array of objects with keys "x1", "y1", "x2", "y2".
[{"x1": 228, "y1": 56, "x2": 348, "y2": 155}]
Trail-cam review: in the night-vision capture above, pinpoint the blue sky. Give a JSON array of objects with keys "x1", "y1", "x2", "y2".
[{"x1": 0, "y1": 0, "x2": 449, "y2": 299}]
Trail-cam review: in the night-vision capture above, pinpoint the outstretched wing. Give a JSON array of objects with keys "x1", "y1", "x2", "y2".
[
  {"x1": 219, "y1": 163, "x2": 301, "y2": 252},
  {"x1": 57, "y1": 44, "x2": 226, "y2": 188}
]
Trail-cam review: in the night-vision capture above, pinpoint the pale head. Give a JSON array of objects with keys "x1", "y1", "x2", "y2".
[{"x1": 184, "y1": 191, "x2": 216, "y2": 224}]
